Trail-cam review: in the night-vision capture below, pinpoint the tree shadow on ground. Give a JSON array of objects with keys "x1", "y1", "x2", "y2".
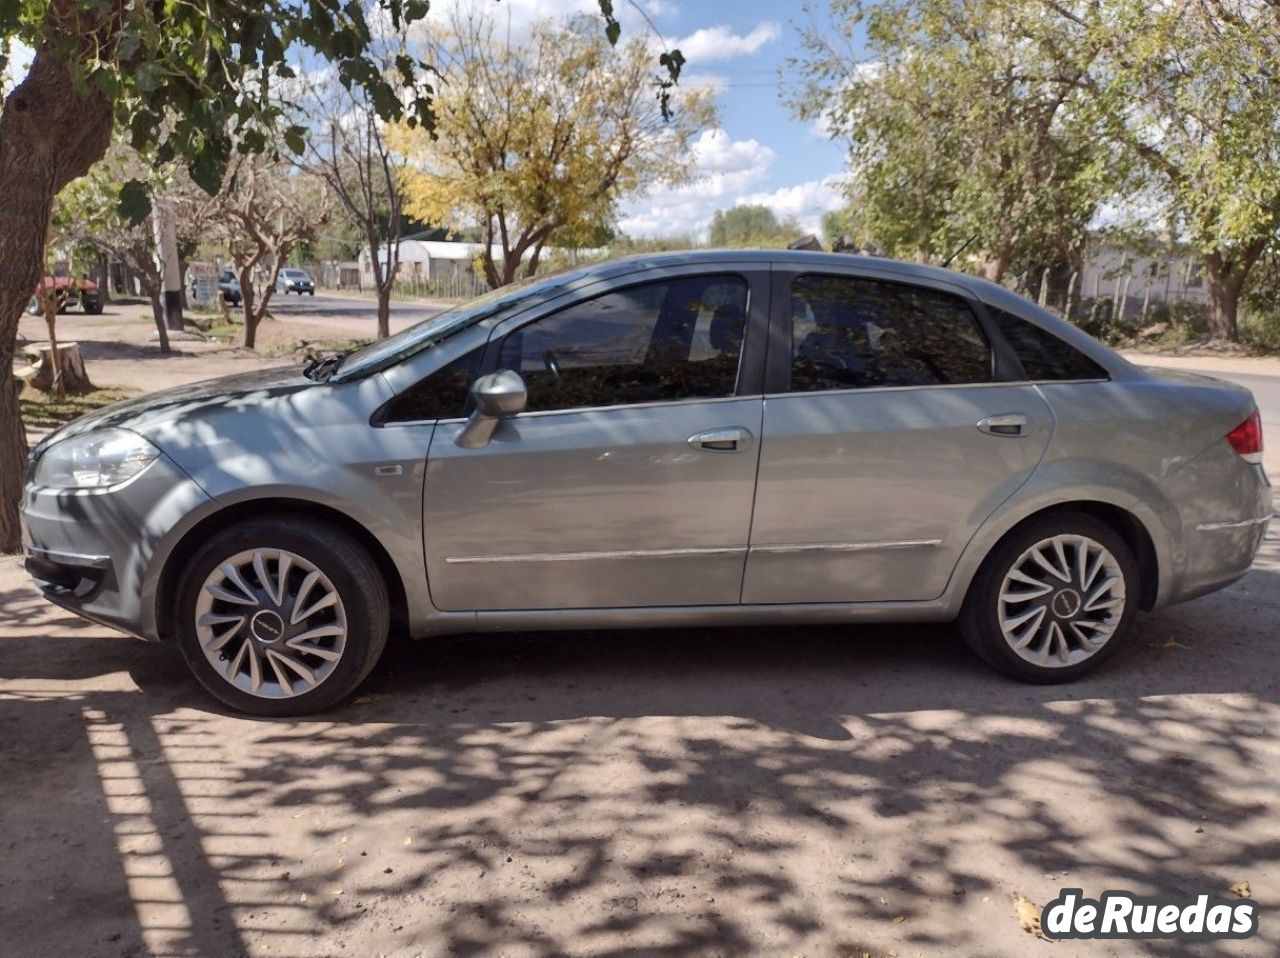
[{"x1": 1, "y1": 539, "x2": 1278, "y2": 957}]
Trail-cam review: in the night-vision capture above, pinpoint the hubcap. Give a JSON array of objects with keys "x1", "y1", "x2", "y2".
[
  {"x1": 997, "y1": 534, "x2": 1126, "y2": 668},
  {"x1": 194, "y1": 548, "x2": 347, "y2": 699}
]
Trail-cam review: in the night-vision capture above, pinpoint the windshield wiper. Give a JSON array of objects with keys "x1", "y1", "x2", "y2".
[{"x1": 303, "y1": 350, "x2": 350, "y2": 383}]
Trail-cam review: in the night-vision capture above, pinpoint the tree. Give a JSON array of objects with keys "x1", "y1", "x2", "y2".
[
  {"x1": 396, "y1": 8, "x2": 713, "y2": 289},
  {"x1": 299, "y1": 63, "x2": 404, "y2": 339},
  {"x1": 1073, "y1": 0, "x2": 1280, "y2": 340},
  {"x1": 791, "y1": 0, "x2": 1113, "y2": 285},
  {"x1": 708, "y1": 205, "x2": 799, "y2": 248},
  {"x1": 57, "y1": 143, "x2": 212, "y2": 353},
  {"x1": 214, "y1": 155, "x2": 331, "y2": 350},
  {"x1": 0, "y1": 0, "x2": 682, "y2": 556}
]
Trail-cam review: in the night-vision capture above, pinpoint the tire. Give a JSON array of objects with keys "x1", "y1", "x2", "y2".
[
  {"x1": 308, "y1": 290, "x2": 314, "y2": 296},
  {"x1": 174, "y1": 518, "x2": 390, "y2": 716},
  {"x1": 958, "y1": 512, "x2": 1139, "y2": 683}
]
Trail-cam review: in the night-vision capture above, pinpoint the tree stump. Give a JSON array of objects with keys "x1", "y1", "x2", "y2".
[{"x1": 20, "y1": 342, "x2": 93, "y2": 395}]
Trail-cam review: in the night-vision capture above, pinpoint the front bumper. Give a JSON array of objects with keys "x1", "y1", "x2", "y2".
[{"x1": 22, "y1": 452, "x2": 215, "y2": 641}]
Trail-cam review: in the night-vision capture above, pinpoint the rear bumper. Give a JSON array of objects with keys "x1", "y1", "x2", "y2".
[{"x1": 1161, "y1": 460, "x2": 1272, "y2": 607}]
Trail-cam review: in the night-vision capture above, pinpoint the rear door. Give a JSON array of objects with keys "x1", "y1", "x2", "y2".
[
  {"x1": 423, "y1": 267, "x2": 770, "y2": 612},
  {"x1": 742, "y1": 268, "x2": 1054, "y2": 604}
]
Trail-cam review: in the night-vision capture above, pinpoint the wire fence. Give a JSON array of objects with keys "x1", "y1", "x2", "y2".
[{"x1": 298, "y1": 261, "x2": 490, "y2": 302}]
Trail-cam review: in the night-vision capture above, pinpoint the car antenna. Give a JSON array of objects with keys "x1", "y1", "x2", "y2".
[{"x1": 942, "y1": 234, "x2": 978, "y2": 268}]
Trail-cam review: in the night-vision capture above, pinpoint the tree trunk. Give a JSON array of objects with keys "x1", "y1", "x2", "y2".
[
  {"x1": 22, "y1": 342, "x2": 93, "y2": 394},
  {"x1": 0, "y1": 43, "x2": 115, "y2": 552},
  {"x1": 41, "y1": 293, "x2": 65, "y2": 401},
  {"x1": 376, "y1": 288, "x2": 391, "y2": 340},
  {"x1": 148, "y1": 290, "x2": 171, "y2": 354},
  {"x1": 1205, "y1": 275, "x2": 1242, "y2": 342}
]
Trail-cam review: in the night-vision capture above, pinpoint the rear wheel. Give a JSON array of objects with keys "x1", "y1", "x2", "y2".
[
  {"x1": 174, "y1": 518, "x2": 389, "y2": 715},
  {"x1": 959, "y1": 513, "x2": 1138, "y2": 682}
]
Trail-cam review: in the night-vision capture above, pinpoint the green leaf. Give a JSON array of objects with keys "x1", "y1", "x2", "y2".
[
  {"x1": 118, "y1": 179, "x2": 152, "y2": 226},
  {"x1": 284, "y1": 124, "x2": 307, "y2": 156}
]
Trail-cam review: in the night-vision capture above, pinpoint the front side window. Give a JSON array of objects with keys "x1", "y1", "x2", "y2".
[
  {"x1": 789, "y1": 274, "x2": 992, "y2": 391},
  {"x1": 383, "y1": 347, "x2": 484, "y2": 422},
  {"x1": 498, "y1": 274, "x2": 749, "y2": 413}
]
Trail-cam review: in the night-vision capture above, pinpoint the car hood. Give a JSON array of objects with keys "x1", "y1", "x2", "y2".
[{"x1": 36, "y1": 366, "x2": 314, "y2": 452}]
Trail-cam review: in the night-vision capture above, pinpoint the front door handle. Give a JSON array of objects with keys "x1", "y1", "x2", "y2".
[
  {"x1": 688, "y1": 427, "x2": 753, "y2": 453},
  {"x1": 977, "y1": 414, "x2": 1029, "y2": 437}
]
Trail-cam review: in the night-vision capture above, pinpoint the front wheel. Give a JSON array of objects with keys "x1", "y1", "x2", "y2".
[
  {"x1": 174, "y1": 518, "x2": 390, "y2": 715},
  {"x1": 959, "y1": 513, "x2": 1139, "y2": 683}
]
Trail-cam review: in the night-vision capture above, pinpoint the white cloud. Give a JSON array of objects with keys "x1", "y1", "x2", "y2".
[
  {"x1": 620, "y1": 129, "x2": 772, "y2": 237},
  {"x1": 740, "y1": 176, "x2": 848, "y2": 234},
  {"x1": 682, "y1": 73, "x2": 730, "y2": 98},
  {"x1": 675, "y1": 22, "x2": 781, "y2": 62}
]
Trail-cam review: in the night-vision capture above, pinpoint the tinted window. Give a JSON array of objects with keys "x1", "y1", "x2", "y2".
[
  {"x1": 383, "y1": 347, "x2": 483, "y2": 422},
  {"x1": 498, "y1": 275, "x2": 748, "y2": 412},
  {"x1": 990, "y1": 307, "x2": 1108, "y2": 381},
  {"x1": 789, "y1": 275, "x2": 991, "y2": 391}
]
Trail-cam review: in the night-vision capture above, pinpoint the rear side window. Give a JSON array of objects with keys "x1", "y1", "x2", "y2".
[
  {"x1": 789, "y1": 274, "x2": 992, "y2": 391},
  {"x1": 990, "y1": 307, "x2": 1108, "y2": 381}
]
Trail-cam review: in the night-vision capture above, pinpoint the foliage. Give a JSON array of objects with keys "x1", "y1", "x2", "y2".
[
  {"x1": 1082, "y1": 0, "x2": 1280, "y2": 339},
  {"x1": 791, "y1": 0, "x2": 1115, "y2": 285},
  {"x1": 297, "y1": 52, "x2": 406, "y2": 338},
  {"x1": 393, "y1": 8, "x2": 713, "y2": 289},
  {"x1": 55, "y1": 142, "x2": 211, "y2": 350},
  {"x1": 708, "y1": 205, "x2": 799, "y2": 248},
  {"x1": 212, "y1": 152, "x2": 331, "y2": 349},
  {"x1": 1, "y1": 0, "x2": 445, "y2": 219}
]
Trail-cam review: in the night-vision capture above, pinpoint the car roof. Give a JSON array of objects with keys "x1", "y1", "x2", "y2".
[{"x1": 595, "y1": 248, "x2": 1007, "y2": 296}]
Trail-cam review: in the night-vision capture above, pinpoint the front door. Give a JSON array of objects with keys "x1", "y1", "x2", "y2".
[
  {"x1": 743, "y1": 270, "x2": 1054, "y2": 604},
  {"x1": 424, "y1": 271, "x2": 767, "y2": 612}
]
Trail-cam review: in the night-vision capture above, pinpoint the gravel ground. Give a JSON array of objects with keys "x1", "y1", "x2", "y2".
[{"x1": 3, "y1": 336, "x2": 1278, "y2": 958}]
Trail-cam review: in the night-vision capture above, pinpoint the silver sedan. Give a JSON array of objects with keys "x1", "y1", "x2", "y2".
[{"x1": 21, "y1": 251, "x2": 1272, "y2": 715}]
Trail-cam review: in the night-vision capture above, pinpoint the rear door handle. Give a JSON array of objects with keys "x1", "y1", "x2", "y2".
[
  {"x1": 977, "y1": 414, "x2": 1029, "y2": 437},
  {"x1": 688, "y1": 427, "x2": 753, "y2": 453}
]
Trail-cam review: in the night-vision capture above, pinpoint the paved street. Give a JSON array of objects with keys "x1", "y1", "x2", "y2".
[
  {"x1": 1, "y1": 352, "x2": 1277, "y2": 957},
  {"x1": 268, "y1": 291, "x2": 445, "y2": 336}
]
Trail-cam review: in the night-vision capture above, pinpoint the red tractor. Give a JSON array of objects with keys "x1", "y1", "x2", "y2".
[{"x1": 27, "y1": 275, "x2": 103, "y2": 315}]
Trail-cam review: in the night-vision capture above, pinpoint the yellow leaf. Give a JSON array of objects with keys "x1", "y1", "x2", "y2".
[
  {"x1": 1013, "y1": 892, "x2": 1048, "y2": 940},
  {"x1": 1229, "y1": 881, "x2": 1251, "y2": 899}
]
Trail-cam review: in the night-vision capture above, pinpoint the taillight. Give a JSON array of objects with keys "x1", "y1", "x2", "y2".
[{"x1": 1226, "y1": 409, "x2": 1264, "y2": 465}]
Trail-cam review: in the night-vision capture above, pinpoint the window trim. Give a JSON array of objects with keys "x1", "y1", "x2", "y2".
[
  {"x1": 478, "y1": 270, "x2": 768, "y2": 416},
  {"x1": 767, "y1": 269, "x2": 1016, "y2": 396}
]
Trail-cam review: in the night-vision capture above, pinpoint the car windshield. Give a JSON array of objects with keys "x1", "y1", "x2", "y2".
[{"x1": 331, "y1": 266, "x2": 598, "y2": 382}]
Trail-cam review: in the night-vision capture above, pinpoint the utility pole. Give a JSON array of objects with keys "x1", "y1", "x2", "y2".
[{"x1": 153, "y1": 198, "x2": 184, "y2": 331}]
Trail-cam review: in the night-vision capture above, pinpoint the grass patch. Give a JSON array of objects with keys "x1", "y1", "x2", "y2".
[
  {"x1": 20, "y1": 387, "x2": 138, "y2": 430},
  {"x1": 264, "y1": 337, "x2": 368, "y2": 359}
]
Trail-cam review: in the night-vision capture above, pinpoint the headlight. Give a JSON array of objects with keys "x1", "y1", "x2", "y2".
[{"x1": 34, "y1": 429, "x2": 161, "y2": 489}]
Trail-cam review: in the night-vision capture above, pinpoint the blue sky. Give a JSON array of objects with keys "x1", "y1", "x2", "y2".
[
  {"x1": 416, "y1": 0, "x2": 853, "y2": 238},
  {"x1": 3, "y1": 0, "x2": 852, "y2": 238},
  {"x1": 617, "y1": 0, "x2": 851, "y2": 237}
]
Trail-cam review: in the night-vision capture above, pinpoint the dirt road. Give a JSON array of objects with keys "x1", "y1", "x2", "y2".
[{"x1": 2, "y1": 349, "x2": 1278, "y2": 957}]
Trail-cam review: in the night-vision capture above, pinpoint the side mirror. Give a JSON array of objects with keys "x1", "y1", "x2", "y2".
[{"x1": 456, "y1": 369, "x2": 527, "y2": 448}]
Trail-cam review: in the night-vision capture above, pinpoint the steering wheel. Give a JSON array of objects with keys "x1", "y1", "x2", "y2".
[{"x1": 542, "y1": 350, "x2": 562, "y2": 383}]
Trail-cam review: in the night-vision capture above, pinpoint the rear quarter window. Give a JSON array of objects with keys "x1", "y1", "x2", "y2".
[{"x1": 990, "y1": 307, "x2": 1109, "y2": 382}]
